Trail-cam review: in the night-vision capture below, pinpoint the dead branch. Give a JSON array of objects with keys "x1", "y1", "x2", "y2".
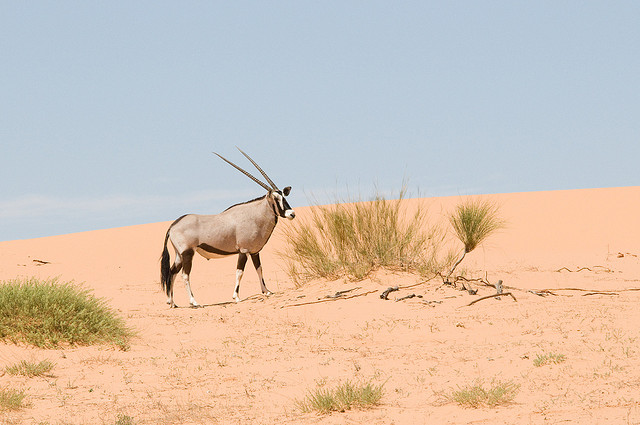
[
  {"x1": 380, "y1": 286, "x2": 399, "y2": 300},
  {"x1": 464, "y1": 292, "x2": 517, "y2": 307},
  {"x1": 582, "y1": 292, "x2": 619, "y2": 296}
]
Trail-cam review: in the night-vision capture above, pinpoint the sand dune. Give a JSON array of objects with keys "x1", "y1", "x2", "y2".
[{"x1": 1, "y1": 186, "x2": 639, "y2": 424}]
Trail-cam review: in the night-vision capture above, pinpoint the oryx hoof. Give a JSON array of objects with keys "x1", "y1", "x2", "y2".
[{"x1": 189, "y1": 302, "x2": 203, "y2": 308}]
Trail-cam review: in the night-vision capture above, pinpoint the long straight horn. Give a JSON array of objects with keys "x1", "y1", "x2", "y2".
[
  {"x1": 213, "y1": 152, "x2": 271, "y2": 191},
  {"x1": 236, "y1": 147, "x2": 278, "y2": 190}
]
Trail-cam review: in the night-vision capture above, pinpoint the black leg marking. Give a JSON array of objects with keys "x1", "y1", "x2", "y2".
[
  {"x1": 237, "y1": 253, "x2": 248, "y2": 271},
  {"x1": 182, "y1": 249, "x2": 194, "y2": 275},
  {"x1": 250, "y1": 253, "x2": 261, "y2": 269}
]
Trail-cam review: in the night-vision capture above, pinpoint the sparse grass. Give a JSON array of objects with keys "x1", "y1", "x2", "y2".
[
  {"x1": 0, "y1": 387, "x2": 29, "y2": 411},
  {"x1": 296, "y1": 380, "x2": 384, "y2": 414},
  {"x1": 114, "y1": 413, "x2": 135, "y2": 425},
  {"x1": 0, "y1": 277, "x2": 134, "y2": 349},
  {"x1": 441, "y1": 379, "x2": 520, "y2": 408},
  {"x1": 282, "y1": 187, "x2": 449, "y2": 284},
  {"x1": 447, "y1": 198, "x2": 505, "y2": 278},
  {"x1": 533, "y1": 352, "x2": 566, "y2": 367},
  {"x1": 5, "y1": 359, "x2": 55, "y2": 378}
]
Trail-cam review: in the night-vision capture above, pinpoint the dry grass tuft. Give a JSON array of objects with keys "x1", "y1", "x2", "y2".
[
  {"x1": 533, "y1": 352, "x2": 566, "y2": 367},
  {"x1": 5, "y1": 359, "x2": 55, "y2": 378},
  {"x1": 281, "y1": 187, "x2": 449, "y2": 285},
  {"x1": 0, "y1": 387, "x2": 29, "y2": 411},
  {"x1": 440, "y1": 379, "x2": 520, "y2": 408},
  {"x1": 296, "y1": 380, "x2": 384, "y2": 414}
]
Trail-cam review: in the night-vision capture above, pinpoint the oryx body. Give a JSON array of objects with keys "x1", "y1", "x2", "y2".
[{"x1": 160, "y1": 149, "x2": 295, "y2": 307}]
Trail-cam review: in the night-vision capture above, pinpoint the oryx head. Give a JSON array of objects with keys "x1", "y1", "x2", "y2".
[{"x1": 214, "y1": 148, "x2": 296, "y2": 220}]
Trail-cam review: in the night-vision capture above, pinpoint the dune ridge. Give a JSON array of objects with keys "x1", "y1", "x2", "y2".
[{"x1": 1, "y1": 186, "x2": 639, "y2": 424}]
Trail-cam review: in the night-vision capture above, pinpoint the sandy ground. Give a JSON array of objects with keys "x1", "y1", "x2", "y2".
[{"x1": 1, "y1": 186, "x2": 639, "y2": 425}]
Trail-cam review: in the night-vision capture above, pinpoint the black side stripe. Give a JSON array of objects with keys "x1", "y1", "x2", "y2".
[{"x1": 197, "y1": 243, "x2": 238, "y2": 256}]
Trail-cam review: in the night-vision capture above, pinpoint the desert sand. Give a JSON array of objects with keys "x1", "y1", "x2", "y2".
[{"x1": 1, "y1": 186, "x2": 639, "y2": 424}]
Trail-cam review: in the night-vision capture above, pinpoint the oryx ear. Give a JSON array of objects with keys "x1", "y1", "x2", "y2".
[{"x1": 282, "y1": 186, "x2": 291, "y2": 196}]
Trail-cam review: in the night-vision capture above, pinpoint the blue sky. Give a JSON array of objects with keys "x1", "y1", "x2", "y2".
[{"x1": 1, "y1": 2, "x2": 638, "y2": 241}]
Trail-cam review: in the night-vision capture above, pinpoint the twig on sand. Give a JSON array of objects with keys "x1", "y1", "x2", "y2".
[
  {"x1": 281, "y1": 278, "x2": 438, "y2": 308},
  {"x1": 463, "y1": 292, "x2": 517, "y2": 307},
  {"x1": 323, "y1": 287, "x2": 361, "y2": 299},
  {"x1": 281, "y1": 289, "x2": 378, "y2": 308},
  {"x1": 528, "y1": 289, "x2": 556, "y2": 297},
  {"x1": 536, "y1": 287, "x2": 640, "y2": 293},
  {"x1": 555, "y1": 266, "x2": 613, "y2": 273},
  {"x1": 396, "y1": 294, "x2": 423, "y2": 302}
]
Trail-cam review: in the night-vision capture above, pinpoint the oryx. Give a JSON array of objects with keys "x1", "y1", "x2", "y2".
[{"x1": 160, "y1": 148, "x2": 295, "y2": 308}]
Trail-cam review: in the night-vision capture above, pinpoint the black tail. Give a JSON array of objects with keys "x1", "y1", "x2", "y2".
[{"x1": 160, "y1": 228, "x2": 173, "y2": 297}]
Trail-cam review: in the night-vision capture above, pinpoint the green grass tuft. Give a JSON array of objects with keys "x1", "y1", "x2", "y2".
[
  {"x1": 0, "y1": 277, "x2": 134, "y2": 349},
  {"x1": 5, "y1": 359, "x2": 55, "y2": 378},
  {"x1": 446, "y1": 198, "x2": 505, "y2": 279},
  {"x1": 441, "y1": 379, "x2": 519, "y2": 408},
  {"x1": 281, "y1": 187, "x2": 449, "y2": 284},
  {"x1": 449, "y1": 198, "x2": 504, "y2": 254},
  {"x1": 296, "y1": 380, "x2": 384, "y2": 414},
  {"x1": 0, "y1": 387, "x2": 29, "y2": 411},
  {"x1": 533, "y1": 352, "x2": 566, "y2": 367},
  {"x1": 114, "y1": 413, "x2": 135, "y2": 425}
]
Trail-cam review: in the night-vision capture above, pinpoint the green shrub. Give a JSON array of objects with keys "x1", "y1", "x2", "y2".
[{"x1": 0, "y1": 277, "x2": 133, "y2": 349}]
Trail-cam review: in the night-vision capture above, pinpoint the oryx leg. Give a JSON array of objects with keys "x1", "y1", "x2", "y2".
[
  {"x1": 234, "y1": 253, "x2": 248, "y2": 302},
  {"x1": 167, "y1": 251, "x2": 182, "y2": 308},
  {"x1": 180, "y1": 249, "x2": 201, "y2": 308},
  {"x1": 251, "y1": 253, "x2": 272, "y2": 296}
]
